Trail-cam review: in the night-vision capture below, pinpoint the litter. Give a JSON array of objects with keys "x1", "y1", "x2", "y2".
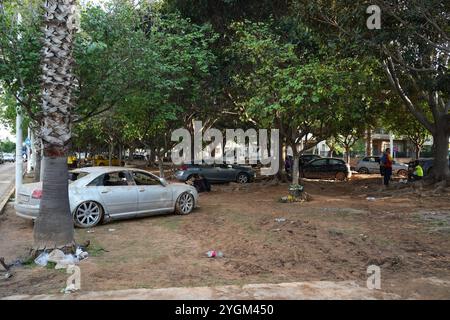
[
  {"x1": 4, "y1": 272, "x2": 12, "y2": 279},
  {"x1": 35, "y1": 247, "x2": 89, "y2": 269},
  {"x1": 87, "y1": 230, "x2": 95, "y2": 233},
  {"x1": 108, "y1": 229, "x2": 116, "y2": 232},
  {"x1": 275, "y1": 218, "x2": 287, "y2": 222},
  {"x1": 206, "y1": 250, "x2": 224, "y2": 258},
  {"x1": 34, "y1": 252, "x2": 49, "y2": 266},
  {"x1": 366, "y1": 197, "x2": 376, "y2": 201}
]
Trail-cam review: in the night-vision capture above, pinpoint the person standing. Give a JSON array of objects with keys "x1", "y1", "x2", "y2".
[{"x1": 380, "y1": 148, "x2": 393, "y2": 186}]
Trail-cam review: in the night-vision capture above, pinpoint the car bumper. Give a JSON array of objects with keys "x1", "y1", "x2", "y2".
[{"x1": 14, "y1": 202, "x2": 39, "y2": 220}]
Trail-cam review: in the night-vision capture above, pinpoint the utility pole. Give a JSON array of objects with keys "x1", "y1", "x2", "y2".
[
  {"x1": 15, "y1": 12, "x2": 23, "y2": 199},
  {"x1": 15, "y1": 109, "x2": 23, "y2": 199}
]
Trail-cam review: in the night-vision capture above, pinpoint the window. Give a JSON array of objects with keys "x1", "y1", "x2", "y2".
[
  {"x1": 88, "y1": 171, "x2": 131, "y2": 187},
  {"x1": 311, "y1": 159, "x2": 328, "y2": 166},
  {"x1": 329, "y1": 159, "x2": 344, "y2": 165},
  {"x1": 69, "y1": 171, "x2": 89, "y2": 182},
  {"x1": 362, "y1": 157, "x2": 370, "y2": 162},
  {"x1": 132, "y1": 171, "x2": 161, "y2": 186}
]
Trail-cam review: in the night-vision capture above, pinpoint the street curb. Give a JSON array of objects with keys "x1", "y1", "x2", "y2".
[{"x1": 0, "y1": 184, "x2": 15, "y2": 215}]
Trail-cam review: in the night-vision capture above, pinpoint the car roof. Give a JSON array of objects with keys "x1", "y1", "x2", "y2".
[{"x1": 71, "y1": 166, "x2": 145, "y2": 174}]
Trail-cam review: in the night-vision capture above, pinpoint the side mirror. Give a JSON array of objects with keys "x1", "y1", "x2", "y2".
[{"x1": 159, "y1": 178, "x2": 168, "y2": 186}]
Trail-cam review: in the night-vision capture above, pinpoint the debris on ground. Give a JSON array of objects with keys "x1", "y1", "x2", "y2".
[
  {"x1": 108, "y1": 229, "x2": 116, "y2": 232},
  {"x1": 34, "y1": 252, "x2": 49, "y2": 267},
  {"x1": 275, "y1": 218, "x2": 287, "y2": 223},
  {"x1": 206, "y1": 250, "x2": 224, "y2": 258},
  {"x1": 34, "y1": 247, "x2": 89, "y2": 269},
  {"x1": 366, "y1": 197, "x2": 376, "y2": 201}
]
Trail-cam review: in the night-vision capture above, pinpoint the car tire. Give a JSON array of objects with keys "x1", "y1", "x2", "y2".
[
  {"x1": 358, "y1": 167, "x2": 369, "y2": 174},
  {"x1": 237, "y1": 173, "x2": 249, "y2": 184},
  {"x1": 175, "y1": 192, "x2": 195, "y2": 215},
  {"x1": 335, "y1": 172, "x2": 346, "y2": 181},
  {"x1": 73, "y1": 201, "x2": 104, "y2": 228}
]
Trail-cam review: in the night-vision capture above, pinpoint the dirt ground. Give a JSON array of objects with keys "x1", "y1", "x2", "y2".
[{"x1": 1, "y1": 175, "x2": 450, "y2": 299}]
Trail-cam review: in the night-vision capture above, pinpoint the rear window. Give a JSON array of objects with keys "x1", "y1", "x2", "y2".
[
  {"x1": 69, "y1": 171, "x2": 89, "y2": 181},
  {"x1": 310, "y1": 159, "x2": 328, "y2": 166}
]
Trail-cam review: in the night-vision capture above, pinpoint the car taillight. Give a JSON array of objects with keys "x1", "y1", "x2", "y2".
[
  {"x1": 31, "y1": 190, "x2": 43, "y2": 199},
  {"x1": 181, "y1": 165, "x2": 188, "y2": 171}
]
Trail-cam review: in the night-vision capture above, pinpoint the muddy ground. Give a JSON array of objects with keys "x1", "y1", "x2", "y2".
[{"x1": 1, "y1": 175, "x2": 450, "y2": 299}]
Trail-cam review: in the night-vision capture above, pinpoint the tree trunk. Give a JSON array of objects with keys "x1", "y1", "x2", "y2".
[
  {"x1": 431, "y1": 127, "x2": 449, "y2": 181},
  {"x1": 118, "y1": 145, "x2": 122, "y2": 166},
  {"x1": 292, "y1": 151, "x2": 300, "y2": 185},
  {"x1": 158, "y1": 154, "x2": 164, "y2": 178},
  {"x1": 33, "y1": 0, "x2": 77, "y2": 251},
  {"x1": 108, "y1": 142, "x2": 113, "y2": 166},
  {"x1": 414, "y1": 144, "x2": 421, "y2": 160},
  {"x1": 366, "y1": 127, "x2": 372, "y2": 156},
  {"x1": 34, "y1": 150, "x2": 41, "y2": 182},
  {"x1": 34, "y1": 155, "x2": 74, "y2": 250},
  {"x1": 345, "y1": 146, "x2": 351, "y2": 164}
]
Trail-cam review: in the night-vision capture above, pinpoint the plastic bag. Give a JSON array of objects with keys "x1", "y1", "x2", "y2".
[{"x1": 34, "y1": 252, "x2": 49, "y2": 266}]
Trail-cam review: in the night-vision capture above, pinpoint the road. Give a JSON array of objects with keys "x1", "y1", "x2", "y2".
[{"x1": 0, "y1": 162, "x2": 16, "y2": 203}]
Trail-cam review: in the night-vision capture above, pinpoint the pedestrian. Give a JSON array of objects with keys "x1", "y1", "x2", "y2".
[
  {"x1": 408, "y1": 160, "x2": 424, "y2": 181},
  {"x1": 380, "y1": 148, "x2": 393, "y2": 187}
]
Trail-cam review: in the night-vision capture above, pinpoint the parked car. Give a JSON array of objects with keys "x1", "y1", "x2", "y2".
[
  {"x1": 175, "y1": 163, "x2": 255, "y2": 184},
  {"x1": 300, "y1": 158, "x2": 351, "y2": 181},
  {"x1": 3, "y1": 153, "x2": 15, "y2": 162},
  {"x1": 355, "y1": 156, "x2": 408, "y2": 176},
  {"x1": 15, "y1": 167, "x2": 199, "y2": 228},
  {"x1": 299, "y1": 154, "x2": 322, "y2": 166},
  {"x1": 411, "y1": 158, "x2": 450, "y2": 176}
]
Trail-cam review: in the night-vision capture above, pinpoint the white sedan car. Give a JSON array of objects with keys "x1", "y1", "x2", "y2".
[{"x1": 15, "y1": 167, "x2": 199, "y2": 228}]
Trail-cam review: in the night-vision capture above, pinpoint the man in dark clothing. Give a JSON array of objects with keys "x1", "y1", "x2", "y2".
[{"x1": 380, "y1": 148, "x2": 393, "y2": 186}]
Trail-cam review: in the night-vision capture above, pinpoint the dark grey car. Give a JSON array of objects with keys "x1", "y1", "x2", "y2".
[{"x1": 175, "y1": 164, "x2": 255, "y2": 184}]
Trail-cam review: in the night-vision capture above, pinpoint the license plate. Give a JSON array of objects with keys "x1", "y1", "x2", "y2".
[{"x1": 19, "y1": 194, "x2": 30, "y2": 203}]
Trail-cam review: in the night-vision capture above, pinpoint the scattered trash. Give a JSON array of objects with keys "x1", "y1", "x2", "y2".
[
  {"x1": 206, "y1": 250, "x2": 224, "y2": 258},
  {"x1": 4, "y1": 272, "x2": 12, "y2": 279},
  {"x1": 87, "y1": 230, "x2": 95, "y2": 233},
  {"x1": 366, "y1": 197, "x2": 376, "y2": 201},
  {"x1": 399, "y1": 179, "x2": 408, "y2": 184},
  {"x1": 34, "y1": 247, "x2": 89, "y2": 269},
  {"x1": 108, "y1": 229, "x2": 116, "y2": 232},
  {"x1": 275, "y1": 218, "x2": 287, "y2": 223},
  {"x1": 75, "y1": 247, "x2": 89, "y2": 260},
  {"x1": 34, "y1": 252, "x2": 49, "y2": 267},
  {"x1": 62, "y1": 283, "x2": 78, "y2": 294}
]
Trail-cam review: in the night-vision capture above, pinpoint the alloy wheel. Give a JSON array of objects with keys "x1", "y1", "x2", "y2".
[
  {"x1": 178, "y1": 193, "x2": 194, "y2": 214},
  {"x1": 74, "y1": 201, "x2": 102, "y2": 228}
]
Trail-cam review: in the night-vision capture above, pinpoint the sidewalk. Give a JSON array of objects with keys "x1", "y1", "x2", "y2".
[{"x1": 2, "y1": 281, "x2": 400, "y2": 300}]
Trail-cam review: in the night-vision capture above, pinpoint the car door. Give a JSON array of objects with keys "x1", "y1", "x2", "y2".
[
  {"x1": 304, "y1": 159, "x2": 328, "y2": 179},
  {"x1": 369, "y1": 157, "x2": 381, "y2": 173},
  {"x1": 215, "y1": 164, "x2": 237, "y2": 181},
  {"x1": 200, "y1": 164, "x2": 219, "y2": 182},
  {"x1": 131, "y1": 171, "x2": 172, "y2": 213},
  {"x1": 94, "y1": 171, "x2": 138, "y2": 217}
]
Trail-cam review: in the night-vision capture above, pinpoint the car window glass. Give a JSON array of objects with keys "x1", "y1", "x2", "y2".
[
  {"x1": 88, "y1": 171, "x2": 131, "y2": 187},
  {"x1": 68, "y1": 171, "x2": 89, "y2": 181},
  {"x1": 362, "y1": 157, "x2": 369, "y2": 161},
  {"x1": 329, "y1": 159, "x2": 343, "y2": 165},
  {"x1": 132, "y1": 171, "x2": 161, "y2": 186},
  {"x1": 311, "y1": 159, "x2": 328, "y2": 166}
]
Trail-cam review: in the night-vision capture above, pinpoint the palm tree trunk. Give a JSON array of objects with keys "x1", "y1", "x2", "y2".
[{"x1": 33, "y1": 0, "x2": 77, "y2": 251}]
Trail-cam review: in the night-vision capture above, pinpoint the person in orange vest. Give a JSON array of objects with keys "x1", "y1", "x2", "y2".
[{"x1": 380, "y1": 148, "x2": 393, "y2": 186}]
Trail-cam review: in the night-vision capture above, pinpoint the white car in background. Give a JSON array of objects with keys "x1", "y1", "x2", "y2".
[{"x1": 15, "y1": 167, "x2": 198, "y2": 228}]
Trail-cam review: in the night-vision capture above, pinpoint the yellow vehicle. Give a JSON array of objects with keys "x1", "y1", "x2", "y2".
[
  {"x1": 92, "y1": 155, "x2": 124, "y2": 167},
  {"x1": 67, "y1": 155, "x2": 78, "y2": 168}
]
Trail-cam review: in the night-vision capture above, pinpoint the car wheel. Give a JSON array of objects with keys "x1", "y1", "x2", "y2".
[
  {"x1": 358, "y1": 167, "x2": 369, "y2": 174},
  {"x1": 175, "y1": 192, "x2": 194, "y2": 215},
  {"x1": 237, "y1": 173, "x2": 249, "y2": 184},
  {"x1": 73, "y1": 201, "x2": 103, "y2": 228},
  {"x1": 335, "y1": 172, "x2": 346, "y2": 181},
  {"x1": 397, "y1": 169, "x2": 408, "y2": 177}
]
